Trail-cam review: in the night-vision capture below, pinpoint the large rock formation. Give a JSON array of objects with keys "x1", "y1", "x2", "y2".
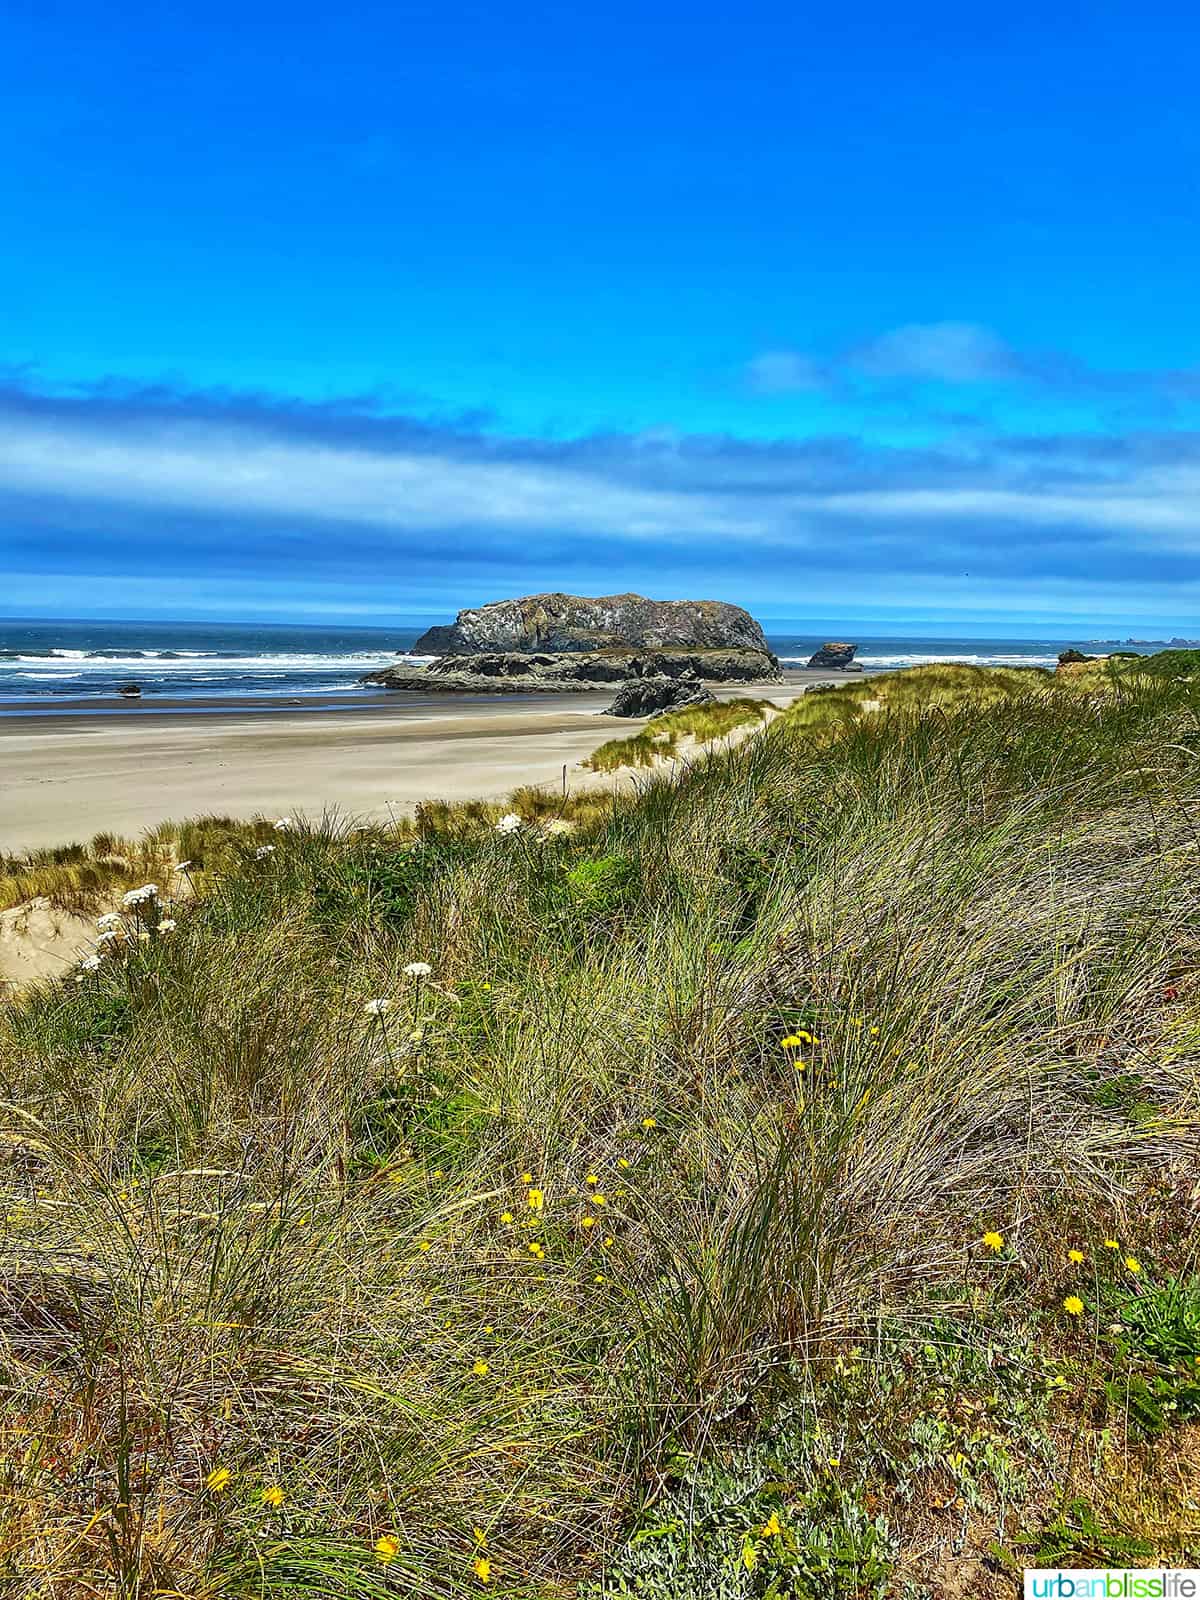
[
  {"x1": 362, "y1": 648, "x2": 780, "y2": 693},
  {"x1": 412, "y1": 593, "x2": 773, "y2": 657}
]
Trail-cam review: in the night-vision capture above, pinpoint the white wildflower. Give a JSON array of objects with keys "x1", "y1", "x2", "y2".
[
  {"x1": 97, "y1": 929, "x2": 121, "y2": 944},
  {"x1": 121, "y1": 883, "x2": 158, "y2": 908},
  {"x1": 403, "y1": 961, "x2": 433, "y2": 979},
  {"x1": 254, "y1": 845, "x2": 276, "y2": 860},
  {"x1": 80, "y1": 955, "x2": 103, "y2": 971},
  {"x1": 495, "y1": 813, "x2": 523, "y2": 835},
  {"x1": 96, "y1": 913, "x2": 123, "y2": 930},
  {"x1": 363, "y1": 998, "x2": 393, "y2": 1017},
  {"x1": 273, "y1": 816, "x2": 293, "y2": 831},
  {"x1": 544, "y1": 819, "x2": 574, "y2": 837},
  {"x1": 174, "y1": 861, "x2": 194, "y2": 873},
  {"x1": 158, "y1": 918, "x2": 178, "y2": 933}
]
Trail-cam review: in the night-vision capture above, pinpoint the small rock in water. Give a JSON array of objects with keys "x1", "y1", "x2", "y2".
[
  {"x1": 806, "y1": 642, "x2": 859, "y2": 670},
  {"x1": 117, "y1": 682, "x2": 143, "y2": 698}
]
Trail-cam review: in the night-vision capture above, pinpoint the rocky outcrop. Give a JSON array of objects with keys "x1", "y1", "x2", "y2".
[
  {"x1": 412, "y1": 593, "x2": 774, "y2": 658},
  {"x1": 806, "y1": 642, "x2": 859, "y2": 670},
  {"x1": 1057, "y1": 649, "x2": 1093, "y2": 666},
  {"x1": 117, "y1": 683, "x2": 142, "y2": 698},
  {"x1": 362, "y1": 648, "x2": 780, "y2": 693},
  {"x1": 604, "y1": 678, "x2": 715, "y2": 718}
]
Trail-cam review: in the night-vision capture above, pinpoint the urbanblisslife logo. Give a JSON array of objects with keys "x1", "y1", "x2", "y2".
[{"x1": 1025, "y1": 1572, "x2": 1200, "y2": 1598}]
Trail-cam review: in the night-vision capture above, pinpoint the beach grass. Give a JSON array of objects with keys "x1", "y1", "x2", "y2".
[
  {"x1": 584, "y1": 696, "x2": 776, "y2": 771},
  {"x1": 3, "y1": 665, "x2": 1200, "y2": 1594}
]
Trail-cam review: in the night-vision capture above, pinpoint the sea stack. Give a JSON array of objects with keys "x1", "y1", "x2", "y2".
[{"x1": 806, "y1": 642, "x2": 859, "y2": 670}]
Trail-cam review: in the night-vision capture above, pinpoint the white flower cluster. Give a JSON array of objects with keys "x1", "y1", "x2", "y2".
[
  {"x1": 543, "y1": 818, "x2": 575, "y2": 837},
  {"x1": 495, "y1": 813, "x2": 523, "y2": 835},
  {"x1": 158, "y1": 918, "x2": 178, "y2": 934},
  {"x1": 255, "y1": 844, "x2": 276, "y2": 860},
  {"x1": 122, "y1": 883, "x2": 159, "y2": 908},
  {"x1": 79, "y1": 954, "x2": 103, "y2": 972},
  {"x1": 363, "y1": 998, "x2": 393, "y2": 1017},
  {"x1": 96, "y1": 912, "x2": 123, "y2": 931},
  {"x1": 403, "y1": 961, "x2": 433, "y2": 978}
]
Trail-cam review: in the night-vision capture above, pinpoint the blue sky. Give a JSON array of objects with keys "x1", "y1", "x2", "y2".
[{"x1": 3, "y1": 0, "x2": 1200, "y2": 629}]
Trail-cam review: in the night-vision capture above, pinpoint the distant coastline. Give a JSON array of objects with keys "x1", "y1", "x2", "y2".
[{"x1": 0, "y1": 617, "x2": 1162, "y2": 711}]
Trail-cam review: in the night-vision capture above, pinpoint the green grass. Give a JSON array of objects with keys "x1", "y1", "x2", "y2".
[
  {"x1": 4, "y1": 669, "x2": 1200, "y2": 1594},
  {"x1": 585, "y1": 697, "x2": 776, "y2": 771}
]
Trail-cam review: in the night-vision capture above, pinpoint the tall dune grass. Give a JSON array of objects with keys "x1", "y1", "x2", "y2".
[{"x1": 3, "y1": 669, "x2": 1200, "y2": 1594}]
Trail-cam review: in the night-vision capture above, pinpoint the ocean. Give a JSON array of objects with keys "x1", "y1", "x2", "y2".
[{"x1": 0, "y1": 617, "x2": 1173, "y2": 706}]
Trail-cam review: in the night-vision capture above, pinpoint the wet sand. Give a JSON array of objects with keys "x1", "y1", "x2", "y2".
[{"x1": 0, "y1": 672, "x2": 855, "y2": 851}]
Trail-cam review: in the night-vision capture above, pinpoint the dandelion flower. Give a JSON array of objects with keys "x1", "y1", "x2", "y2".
[
  {"x1": 590, "y1": 1193, "x2": 606, "y2": 1206},
  {"x1": 1063, "y1": 1295, "x2": 1085, "y2": 1316},
  {"x1": 602, "y1": 1236, "x2": 614, "y2": 1247},
  {"x1": 404, "y1": 961, "x2": 433, "y2": 978},
  {"x1": 1067, "y1": 1248, "x2": 1085, "y2": 1264},
  {"x1": 473, "y1": 1526, "x2": 487, "y2": 1547},
  {"x1": 642, "y1": 1117, "x2": 657, "y2": 1129},
  {"x1": 585, "y1": 1172, "x2": 598, "y2": 1185},
  {"x1": 418, "y1": 1240, "x2": 433, "y2": 1252},
  {"x1": 618, "y1": 1157, "x2": 630, "y2": 1169},
  {"x1": 828, "y1": 1457, "x2": 840, "y2": 1468},
  {"x1": 261, "y1": 1485, "x2": 285, "y2": 1507},
  {"x1": 527, "y1": 1188, "x2": 544, "y2": 1212},
  {"x1": 520, "y1": 1171, "x2": 533, "y2": 1185},
  {"x1": 205, "y1": 1467, "x2": 232, "y2": 1494},
  {"x1": 1103, "y1": 1238, "x2": 1120, "y2": 1250},
  {"x1": 780, "y1": 1035, "x2": 805, "y2": 1049},
  {"x1": 363, "y1": 998, "x2": 393, "y2": 1017},
  {"x1": 495, "y1": 813, "x2": 522, "y2": 835},
  {"x1": 1124, "y1": 1256, "x2": 1141, "y2": 1274},
  {"x1": 580, "y1": 1216, "x2": 596, "y2": 1229},
  {"x1": 981, "y1": 1230, "x2": 1005, "y2": 1253},
  {"x1": 473, "y1": 1553, "x2": 491, "y2": 1584},
  {"x1": 761, "y1": 1511, "x2": 782, "y2": 1537},
  {"x1": 472, "y1": 1359, "x2": 489, "y2": 1376},
  {"x1": 500, "y1": 1211, "x2": 514, "y2": 1224},
  {"x1": 375, "y1": 1534, "x2": 400, "y2": 1565}
]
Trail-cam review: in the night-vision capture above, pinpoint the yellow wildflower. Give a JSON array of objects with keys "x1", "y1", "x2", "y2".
[
  {"x1": 500, "y1": 1211, "x2": 514, "y2": 1224},
  {"x1": 1067, "y1": 1249, "x2": 1085, "y2": 1264},
  {"x1": 828, "y1": 1457, "x2": 840, "y2": 1468},
  {"x1": 761, "y1": 1511, "x2": 782, "y2": 1536},
  {"x1": 590, "y1": 1193, "x2": 606, "y2": 1206},
  {"x1": 260, "y1": 1484, "x2": 285, "y2": 1507},
  {"x1": 580, "y1": 1216, "x2": 596, "y2": 1229},
  {"x1": 473, "y1": 1553, "x2": 491, "y2": 1584},
  {"x1": 602, "y1": 1236, "x2": 614, "y2": 1247},
  {"x1": 1103, "y1": 1238, "x2": 1119, "y2": 1250},
  {"x1": 418, "y1": 1240, "x2": 433, "y2": 1252},
  {"x1": 981, "y1": 1230, "x2": 1005, "y2": 1253},
  {"x1": 375, "y1": 1534, "x2": 400, "y2": 1564},
  {"x1": 520, "y1": 1172, "x2": 533, "y2": 1184},
  {"x1": 1124, "y1": 1256, "x2": 1141, "y2": 1274},
  {"x1": 642, "y1": 1117, "x2": 656, "y2": 1129},
  {"x1": 594, "y1": 1273, "x2": 606, "y2": 1283},
  {"x1": 1063, "y1": 1295, "x2": 1085, "y2": 1316},
  {"x1": 585, "y1": 1173, "x2": 598, "y2": 1185},
  {"x1": 527, "y1": 1188, "x2": 544, "y2": 1212},
  {"x1": 472, "y1": 1359, "x2": 489, "y2": 1376},
  {"x1": 473, "y1": 1527, "x2": 487, "y2": 1547},
  {"x1": 618, "y1": 1157, "x2": 630, "y2": 1169},
  {"x1": 780, "y1": 1035, "x2": 804, "y2": 1049},
  {"x1": 204, "y1": 1467, "x2": 232, "y2": 1494}
]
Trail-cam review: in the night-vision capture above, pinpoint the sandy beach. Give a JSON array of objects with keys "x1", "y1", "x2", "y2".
[{"x1": 0, "y1": 674, "x2": 840, "y2": 852}]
